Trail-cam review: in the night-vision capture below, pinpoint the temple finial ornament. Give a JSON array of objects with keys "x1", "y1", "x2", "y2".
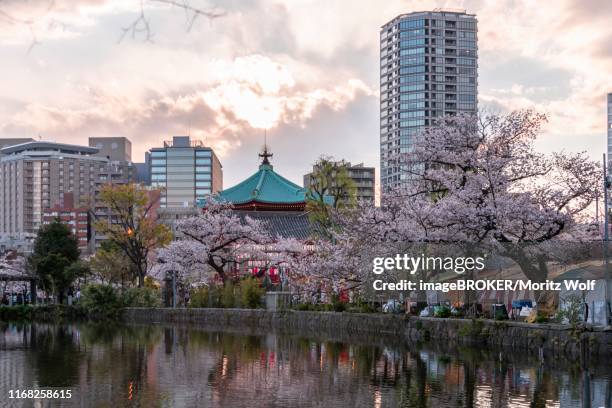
[{"x1": 259, "y1": 131, "x2": 273, "y2": 166}]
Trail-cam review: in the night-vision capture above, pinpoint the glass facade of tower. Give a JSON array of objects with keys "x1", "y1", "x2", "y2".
[
  {"x1": 380, "y1": 10, "x2": 478, "y2": 190},
  {"x1": 149, "y1": 136, "x2": 223, "y2": 208}
]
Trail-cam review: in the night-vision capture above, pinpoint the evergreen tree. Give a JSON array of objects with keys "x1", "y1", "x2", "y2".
[{"x1": 30, "y1": 220, "x2": 84, "y2": 303}]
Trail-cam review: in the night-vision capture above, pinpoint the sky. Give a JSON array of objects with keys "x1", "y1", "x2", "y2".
[{"x1": 0, "y1": 0, "x2": 610, "y2": 188}]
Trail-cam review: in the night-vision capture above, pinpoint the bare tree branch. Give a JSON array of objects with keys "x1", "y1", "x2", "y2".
[
  {"x1": 119, "y1": 0, "x2": 225, "y2": 43},
  {"x1": 0, "y1": 0, "x2": 56, "y2": 54}
]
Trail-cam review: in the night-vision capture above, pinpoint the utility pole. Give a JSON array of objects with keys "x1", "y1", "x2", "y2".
[{"x1": 603, "y1": 154, "x2": 611, "y2": 326}]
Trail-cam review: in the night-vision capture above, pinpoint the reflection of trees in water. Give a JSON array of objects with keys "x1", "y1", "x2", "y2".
[
  {"x1": 79, "y1": 324, "x2": 165, "y2": 406},
  {"x1": 3, "y1": 323, "x2": 608, "y2": 406},
  {"x1": 21, "y1": 323, "x2": 166, "y2": 405},
  {"x1": 27, "y1": 324, "x2": 82, "y2": 387}
]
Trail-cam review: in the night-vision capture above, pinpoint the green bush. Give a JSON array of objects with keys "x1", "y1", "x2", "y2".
[
  {"x1": 295, "y1": 303, "x2": 313, "y2": 311},
  {"x1": 0, "y1": 304, "x2": 34, "y2": 320},
  {"x1": 121, "y1": 287, "x2": 161, "y2": 308},
  {"x1": 80, "y1": 284, "x2": 120, "y2": 314},
  {"x1": 434, "y1": 306, "x2": 451, "y2": 318},
  {"x1": 189, "y1": 286, "x2": 209, "y2": 308},
  {"x1": 555, "y1": 294, "x2": 584, "y2": 325},
  {"x1": 240, "y1": 278, "x2": 265, "y2": 309},
  {"x1": 330, "y1": 294, "x2": 346, "y2": 312},
  {"x1": 221, "y1": 282, "x2": 236, "y2": 308},
  {"x1": 534, "y1": 313, "x2": 549, "y2": 323}
]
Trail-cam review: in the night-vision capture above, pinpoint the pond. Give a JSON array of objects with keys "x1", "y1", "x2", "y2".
[{"x1": 0, "y1": 322, "x2": 610, "y2": 407}]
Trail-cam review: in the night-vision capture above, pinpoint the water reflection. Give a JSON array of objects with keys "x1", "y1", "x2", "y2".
[{"x1": 0, "y1": 322, "x2": 610, "y2": 407}]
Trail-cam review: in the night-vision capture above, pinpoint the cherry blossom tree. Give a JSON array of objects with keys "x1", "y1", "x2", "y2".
[
  {"x1": 400, "y1": 110, "x2": 600, "y2": 283},
  {"x1": 0, "y1": 250, "x2": 29, "y2": 298},
  {"x1": 154, "y1": 199, "x2": 275, "y2": 285},
  {"x1": 287, "y1": 110, "x2": 600, "y2": 305}
]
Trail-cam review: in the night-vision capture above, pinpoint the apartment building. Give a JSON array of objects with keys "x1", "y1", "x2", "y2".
[
  {"x1": 380, "y1": 9, "x2": 478, "y2": 190},
  {"x1": 303, "y1": 160, "x2": 375, "y2": 204}
]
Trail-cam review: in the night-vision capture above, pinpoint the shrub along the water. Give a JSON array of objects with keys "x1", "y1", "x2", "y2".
[
  {"x1": 0, "y1": 285, "x2": 163, "y2": 322},
  {"x1": 80, "y1": 284, "x2": 162, "y2": 317},
  {"x1": 188, "y1": 279, "x2": 265, "y2": 309}
]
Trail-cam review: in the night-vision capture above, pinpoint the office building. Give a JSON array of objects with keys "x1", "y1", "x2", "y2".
[
  {"x1": 0, "y1": 141, "x2": 108, "y2": 237},
  {"x1": 148, "y1": 136, "x2": 222, "y2": 208},
  {"x1": 303, "y1": 161, "x2": 375, "y2": 204},
  {"x1": 0, "y1": 139, "x2": 136, "y2": 252},
  {"x1": 380, "y1": 9, "x2": 478, "y2": 189},
  {"x1": 89, "y1": 137, "x2": 132, "y2": 162}
]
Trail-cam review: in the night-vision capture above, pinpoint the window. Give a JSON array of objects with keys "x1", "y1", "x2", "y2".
[
  {"x1": 458, "y1": 102, "x2": 476, "y2": 110},
  {"x1": 400, "y1": 83, "x2": 426, "y2": 92},
  {"x1": 458, "y1": 40, "x2": 476, "y2": 49},
  {"x1": 399, "y1": 74, "x2": 425, "y2": 84},
  {"x1": 400, "y1": 119, "x2": 425, "y2": 127},
  {"x1": 195, "y1": 150, "x2": 211, "y2": 157},
  {"x1": 400, "y1": 38, "x2": 426, "y2": 48},
  {"x1": 399, "y1": 28, "x2": 425, "y2": 38},
  {"x1": 399, "y1": 47, "x2": 425, "y2": 56},
  {"x1": 399, "y1": 110, "x2": 425, "y2": 118},
  {"x1": 151, "y1": 159, "x2": 166, "y2": 166},
  {"x1": 457, "y1": 57, "x2": 475, "y2": 66},
  {"x1": 151, "y1": 167, "x2": 166, "y2": 174},
  {"x1": 456, "y1": 21, "x2": 476, "y2": 30},
  {"x1": 400, "y1": 101, "x2": 425, "y2": 110},
  {"x1": 458, "y1": 67, "x2": 476, "y2": 75},
  {"x1": 400, "y1": 56, "x2": 425, "y2": 66},
  {"x1": 399, "y1": 65, "x2": 425, "y2": 75},
  {"x1": 400, "y1": 92, "x2": 426, "y2": 101},
  {"x1": 458, "y1": 49, "x2": 477, "y2": 57},
  {"x1": 150, "y1": 151, "x2": 166, "y2": 158},
  {"x1": 457, "y1": 85, "x2": 476, "y2": 93},
  {"x1": 399, "y1": 19, "x2": 424, "y2": 29},
  {"x1": 196, "y1": 181, "x2": 211, "y2": 188},
  {"x1": 151, "y1": 174, "x2": 166, "y2": 181},
  {"x1": 195, "y1": 173, "x2": 211, "y2": 181}
]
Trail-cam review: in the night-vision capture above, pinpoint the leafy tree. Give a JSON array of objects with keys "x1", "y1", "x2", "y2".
[
  {"x1": 305, "y1": 156, "x2": 357, "y2": 236},
  {"x1": 89, "y1": 240, "x2": 133, "y2": 286},
  {"x1": 94, "y1": 184, "x2": 172, "y2": 287},
  {"x1": 30, "y1": 220, "x2": 84, "y2": 303}
]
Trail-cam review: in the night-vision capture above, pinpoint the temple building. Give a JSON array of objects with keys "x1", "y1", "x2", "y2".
[
  {"x1": 217, "y1": 148, "x2": 307, "y2": 212},
  {"x1": 206, "y1": 147, "x2": 328, "y2": 240}
]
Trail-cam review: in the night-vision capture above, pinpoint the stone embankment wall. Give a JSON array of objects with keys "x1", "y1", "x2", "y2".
[{"x1": 123, "y1": 308, "x2": 612, "y2": 358}]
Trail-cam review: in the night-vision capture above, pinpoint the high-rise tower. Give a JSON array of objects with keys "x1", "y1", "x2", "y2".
[{"x1": 380, "y1": 9, "x2": 478, "y2": 190}]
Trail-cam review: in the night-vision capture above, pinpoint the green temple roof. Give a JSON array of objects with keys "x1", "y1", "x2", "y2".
[
  {"x1": 218, "y1": 162, "x2": 307, "y2": 205},
  {"x1": 198, "y1": 147, "x2": 333, "y2": 210}
]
